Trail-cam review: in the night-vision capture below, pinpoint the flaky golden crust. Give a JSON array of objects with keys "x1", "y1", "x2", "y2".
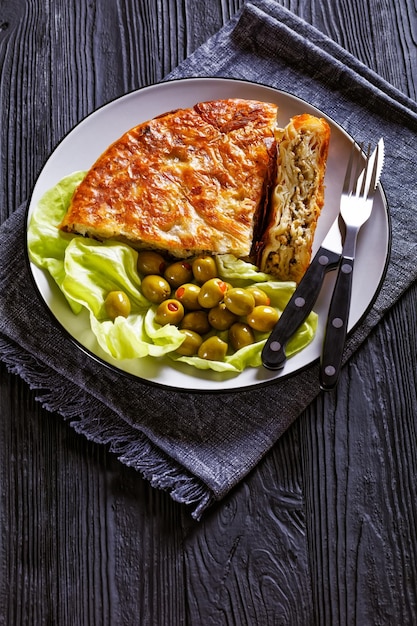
[
  {"x1": 257, "y1": 114, "x2": 331, "y2": 283},
  {"x1": 59, "y1": 99, "x2": 278, "y2": 259}
]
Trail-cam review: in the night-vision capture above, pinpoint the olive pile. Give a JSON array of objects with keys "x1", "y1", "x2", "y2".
[{"x1": 105, "y1": 250, "x2": 280, "y2": 361}]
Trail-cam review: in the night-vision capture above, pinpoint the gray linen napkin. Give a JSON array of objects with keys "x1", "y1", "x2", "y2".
[{"x1": 1, "y1": 0, "x2": 417, "y2": 519}]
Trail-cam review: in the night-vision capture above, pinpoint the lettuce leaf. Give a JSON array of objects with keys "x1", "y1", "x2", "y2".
[
  {"x1": 214, "y1": 254, "x2": 272, "y2": 285},
  {"x1": 62, "y1": 238, "x2": 149, "y2": 318},
  {"x1": 28, "y1": 171, "x2": 87, "y2": 313},
  {"x1": 27, "y1": 172, "x2": 318, "y2": 372}
]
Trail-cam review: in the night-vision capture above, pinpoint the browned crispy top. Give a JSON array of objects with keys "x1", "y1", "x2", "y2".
[{"x1": 59, "y1": 99, "x2": 278, "y2": 258}]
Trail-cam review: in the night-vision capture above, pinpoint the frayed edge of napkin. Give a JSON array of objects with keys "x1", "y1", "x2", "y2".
[{"x1": 0, "y1": 335, "x2": 215, "y2": 520}]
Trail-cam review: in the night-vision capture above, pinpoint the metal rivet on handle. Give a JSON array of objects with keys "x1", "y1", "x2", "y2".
[
  {"x1": 270, "y1": 341, "x2": 281, "y2": 352},
  {"x1": 294, "y1": 297, "x2": 305, "y2": 308}
]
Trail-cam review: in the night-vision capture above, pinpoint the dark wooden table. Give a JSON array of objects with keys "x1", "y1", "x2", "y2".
[{"x1": 1, "y1": 1, "x2": 416, "y2": 624}]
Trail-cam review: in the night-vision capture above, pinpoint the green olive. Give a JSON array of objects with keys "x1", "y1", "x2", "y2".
[
  {"x1": 247, "y1": 305, "x2": 279, "y2": 332},
  {"x1": 104, "y1": 291, "x2": 131, "y2": 320},
  {"x1": 180, "y1": 310, "x2": 211, "y2": 335},
  {"x1": 164, "y1": 260, "x2": 193, "y2": 288},
  {"x1": 191, "y1": 255, "x2": 218, "y2": 284},
  {"x1": 229, "y1": 322, "x2": 255, "y2": 351},
  {"x1": 137, "y1": 250, "x2": 166, "y2": 276},
  {"x1": 198, "y1": 336, "x2": 228, "y2": 361},
  {"x1": 141, "y1": 274, "x2": 171, "y2": 304},
  {"x1": 224, "y1": 288, "x2": 255, "y2": 317},
  {"x1": 246, "y1": 286, "x2": 271, "y2": 306},
  {"x1": 175, "y1": 283, "x2": 201, "y2": 310},
  {"x1": 176, "y1": 329, "x2": 203, "y2": 356},
  {"x1": 208, "y1": 302, "x2": 238, "y2": 331},
  {"x1": 197, "y1": 278, "x2": 228, "y2": 309},
  {"x1": 154, "y1": 299, "x2": 184, "y2": 326}
]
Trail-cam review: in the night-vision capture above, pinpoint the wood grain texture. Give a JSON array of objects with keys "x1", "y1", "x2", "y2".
[
  {"x1": 1, "y1": 0, "x2": 417, "y2": 624},
  {"x1": 299, "y1": 285, "x2": 417, "y2": 625},
  {"x1": 182, "y1": 425, "x2": 313, "y2": 625}
]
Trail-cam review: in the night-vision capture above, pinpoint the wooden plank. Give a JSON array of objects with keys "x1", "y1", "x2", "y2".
[
  {"x1": 182, "y1": 424, "x2": 314, "y2": 624},
  {"x1": 299, "y1": 291, "x2": 417, "y2": 623}
]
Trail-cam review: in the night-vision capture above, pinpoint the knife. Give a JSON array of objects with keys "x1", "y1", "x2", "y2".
[{"x1": 261, "y1": 215, "x2": 343, "y2": 370}]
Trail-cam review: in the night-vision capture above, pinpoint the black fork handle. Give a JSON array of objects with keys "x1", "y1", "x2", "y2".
[{"x1": 320, "y1": 256, "x2": 354, "y2": 390}]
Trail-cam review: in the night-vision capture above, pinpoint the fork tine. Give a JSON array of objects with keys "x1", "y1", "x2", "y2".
[
  {"x1": 344, "y1": 141, "x2": 367, "y2": 199},
  {"x1": 343, "y1": 141, "x2": 357, "y2": 195},
  {"x1": 355, "y1": 142, "x2": 365, "y2": 187},
  {"x1": 357, "y1": 142, "x2": 381, "y2": 200}
]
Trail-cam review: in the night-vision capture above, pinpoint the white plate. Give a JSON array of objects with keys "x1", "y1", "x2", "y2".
[{"x1": 27, "y1": 77, "x2": 389, "y2": 392}]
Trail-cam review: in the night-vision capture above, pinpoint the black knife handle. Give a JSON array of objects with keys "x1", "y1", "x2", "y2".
[
  {"x1": 262, "y1": 246, "x2": 340, "y2": 370},
  {"x1": 320, "y1": 256, "x2": 354, "y2": 390}
]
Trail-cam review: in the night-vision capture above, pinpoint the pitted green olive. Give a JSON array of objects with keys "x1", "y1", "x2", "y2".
[
  {"x1": 141, "y1": 274, "x2": 171, "y2": 304},
  {"x1": 224, "y1": 288, "x2": 255, "y2": 316},
  {"x1": 180, "y1": 310, "x2": 211, "y2": 335},
  {"x1": 137, "y1": 250, "x2": 166, "y2": 276},
  {"x1": 197, "y1": 278, "x2": 228, "y2": 309},
  {"x1": 175, "y1": 283, "x2": 201, "y2": 310},
  {"x1": 247, "y1": 305, "x2": 279, "y2": 332},
  {"x1": 198, "y1": 335, "x2": 228, "y2": 361},
  {"x1": 191, "y1": 255, "x2": 218, "y2": 284},
  {"x1": 104, "y1": 291, "x2": 131, "y2": 320},
  {"x1": 208, "y1": 302, "x2": 238, "y2": 331},
  {"x1": 246, "y1": 286, "x2": 271, "y2": 306},
  {"x1": 154, "y1": 299, "x2": 184, "y2": 326},
  {"x1": 164, "y1": 260, "x2": 193, "y2": 288},
  {"x1": 176, "y1": 329, "x2": 203, "y2": 356},
  {"x1": 229, "y1": 322, "x2": 255, "y2": 351}
]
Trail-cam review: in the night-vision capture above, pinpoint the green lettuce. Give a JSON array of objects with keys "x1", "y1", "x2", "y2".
[
  {"x1": 27, "y1": 171, "x2": 87, "y2": 313},
  {"x1": 27, "y1": 172, "x2": 318, "y2": 373}
]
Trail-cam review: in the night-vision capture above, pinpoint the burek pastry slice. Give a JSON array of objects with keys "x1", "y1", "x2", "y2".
[
  {"x1": 59, "y1": 99, "x2": 278, "y2": 259},
  {"x1": 258, "y1": 113, "x2": 331, "y2": 283}
]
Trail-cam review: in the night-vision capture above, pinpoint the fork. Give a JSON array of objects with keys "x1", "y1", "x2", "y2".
[{"x1": 320, "y1": 138, "x2": 384, "y2": 390}]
